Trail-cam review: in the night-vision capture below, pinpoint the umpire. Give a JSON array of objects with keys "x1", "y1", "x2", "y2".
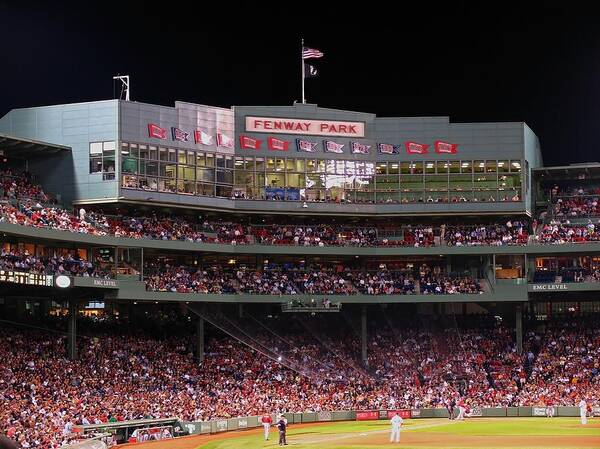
[{"x1": 277, "y1": 415, "x2": 288, "y2": 446}]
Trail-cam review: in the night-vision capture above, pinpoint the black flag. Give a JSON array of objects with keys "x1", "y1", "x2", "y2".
[{"x1": 304, "y1": 63, "x2": 318, "y2": 78}]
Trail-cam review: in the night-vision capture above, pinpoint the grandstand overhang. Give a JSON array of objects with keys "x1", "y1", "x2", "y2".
[{"x1": 0, "y1": 133, "x2": 71, "y2": 158}]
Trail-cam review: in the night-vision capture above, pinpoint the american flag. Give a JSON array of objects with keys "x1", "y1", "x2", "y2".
[{"x1": 302, "y1": 47, "x2": 324, "y2": 59}]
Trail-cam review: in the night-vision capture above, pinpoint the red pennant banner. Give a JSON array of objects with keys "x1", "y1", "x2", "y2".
[
  {"x1": 148, "y1": 123, "x2": 167, "y2": 140},
  {"x1": 405, "y1": 141, "x2": 429, "y2": 154},
  {"x1": 268, "y1": 137, "x2": 290, "y2": 151},
  {"x1": 239, "y1": 135, "x2": 262, "y2": 150},
  {"x1": 435, "y1": 140, "x2": 458, "y2": 154}
]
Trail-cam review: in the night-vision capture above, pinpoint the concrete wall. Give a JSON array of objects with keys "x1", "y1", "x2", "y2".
[{"x1": 0, "y1": 100, "x2": 119, "y2": 205}]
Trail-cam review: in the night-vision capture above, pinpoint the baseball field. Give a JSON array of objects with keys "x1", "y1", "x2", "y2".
[{"x1": 132, "y1": 417, "x2": 600, "y2": 449}]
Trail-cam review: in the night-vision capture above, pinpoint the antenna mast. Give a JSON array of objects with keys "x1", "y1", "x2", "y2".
[{"x1": 113, "y1": 75, "x2": 130, "y2": 101}]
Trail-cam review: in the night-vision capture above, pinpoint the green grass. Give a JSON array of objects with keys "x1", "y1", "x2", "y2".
[
  {"x1": 409, "y1": 417, "x2": 599, "y2": 436},
  {"x1": 196, "y1": 418, "x2": 600, "y2": 449}
]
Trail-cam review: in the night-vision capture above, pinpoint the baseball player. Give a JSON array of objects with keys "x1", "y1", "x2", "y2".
[
  {"x1": 545, "y1": 399, "x2": 555, "y2": 418},
  {"x1": 261, "y1": 413, "x2": 273, "y2": 440},
  {"x1": 456, "y1": 399, "x2": 466, "y2": 420},
  {"x1": 390, "y1": 412, "x2": 403, "y2": 443},
  {"x1": 579, "y1": 398, "x2": 588, "y2": 425}
]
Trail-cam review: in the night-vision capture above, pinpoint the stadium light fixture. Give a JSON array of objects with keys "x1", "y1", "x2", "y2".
[{"x1": 55, "y1": 275, "x2": 71, "y2": 288}]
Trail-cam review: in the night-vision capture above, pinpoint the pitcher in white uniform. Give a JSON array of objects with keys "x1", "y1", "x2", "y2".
[
  {"x1": 390, "y1": 413, "x2": 403, "y2": 443},
  {"x1": 579, "y1": 398, "x2": 588, "y2": 425}
]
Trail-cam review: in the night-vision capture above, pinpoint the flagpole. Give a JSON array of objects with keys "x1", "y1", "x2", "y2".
[{"x1": 301, "y1": 38, "x2": 306, "y2": 104}]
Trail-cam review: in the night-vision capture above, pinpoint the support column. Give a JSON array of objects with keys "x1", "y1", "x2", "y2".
[
  {"x1": 68, "y1": 299, "x2": 77, "y2": 360},
  {"x1": 140, "y1": 247, "x2": 144, "y2": 281},
  {"x1": 361, "y1": 305, "x2": 368, "y2": 366},
  {"x1": 196, "y1": 317, "x2": 205, "y2": 363},
  {"x1": 516, "y1": 303, "x2": 523, "y2": 355},
  {"x1": 238, "y1": 304, "x2": 244, "y2": 319}
]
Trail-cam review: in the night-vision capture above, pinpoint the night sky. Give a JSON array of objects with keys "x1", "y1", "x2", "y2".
[{"x1": 1, "y1": 1, "x2": 599, "y2": 166}]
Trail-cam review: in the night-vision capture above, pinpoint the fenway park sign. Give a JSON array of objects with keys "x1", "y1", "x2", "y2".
[{"x1": 246, "y1": 116, "x2": 365, "y2": 137}]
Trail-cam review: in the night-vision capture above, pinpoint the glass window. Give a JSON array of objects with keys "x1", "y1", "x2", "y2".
[
  {"x1": 266, "y1": 158, "x2": 275, "y2": 170},
  {"x1": 187, "y1": 151, "x2": 196, "y2": 165},
  {"x1": 178, "y1": 165, "x2": 195, "y2": 181},
  {"x1": 425, "y1": 174, "x2": 448, "y2": 192},
  {"x1": 294, "y1": 158, "x2": 305, "y2": 172},
  {"x1": 486, "y1": 160, "x2": 498, "y2": 173},
  {"x1": 436, "y1": 161, "x2": 449, "y2": 174},
  {"x1": 216, "y1": 170, "x2": 233, "y2": 184},
  {"x1": 148, "y1": 145, "x2": 157, "y2": 160},
  {"x1": 410, "y1": 161, "x2": 423, "y2": 174},
  {"x1": 138, "y1": 144, "x2": 148, "y2": 160},
  {"x1": 266, "y1": 173, "x2": 285, "y2": 187},
  {"x1": 90, "y1": 157, "x2": 102, "y2": 173},
  {"x1": 234, "y1": 157, "x2": 245, "y2": 169},
  {"x1": 168, "y1": 149, "x2": 177, "y2": 163},
  {"x1": 375, "y1": 174, "x2": 398, "y2": 191},
  {"x1": 498, "y1": 160, "x2": 509, "y2": 173},
  {"x1": 206, "y1": 153, "x2": 215, "y2": 167},
  {"x1": 474, "y1": 160, "x2": 485, "y2": 173},
  {"x1": 449, "y1": 174, "x2": 473, "y2": 191},
  {"x1": 510, "y1": 160, "x2": 522, "y2": 172},
  {"x1": 235, "y1": 170, "x2": 254, "y2": 187},
  {"x1": 275, "y1": 158, "x2": 285, "y2": 172},
  {"x1": 178, "y1": 150, "x2": 187, "y2": 164},
  {"x1": 286, "y1": 172, "x2": 305, "y2": 188},
  {"x1": 159, "y1": 148, "x2": 168, "y2": 161},
  {"x1": 225, "y1": 156, "x2": 234, "y2": 169},
  {"x1": 389, "y1": 162, "x2": 399, "y2": 174},
  {"x1": 461, "y1": 160, "x2": 472, "y2": 173},
  {"x1": 158, "y1": 179, "x2": 177, "y2": 193},
  {"x1": 90, "y1": 142, "x2": 103, "y2": 156},
  {"x1": 121, "y1": 157, "x2": 138, "y2": 174},
  {"x1": 197, "y1": 183, "x2": 214, "y2": 196},
  {"x1": 160, "y1": 163, "x2": 176, "y2": 179},
  {"x1": 254, "y1": 157, "x2": 264, "y2": 171},
  {"x1": 145, "y1": 161, "x2": 158, "y2": 177},
  {"x1": 376, "y1": 162, "x2": 387, "y2": 174},
  {"x1": 245, "y1": 157, "x2": 256, "y2": 171},
  {"x1": 425, "y1": 161, "x2": 436, "y2": 174},
  {"x1": 197, "y1": 167, "x2": 215, "y2": 182},
  {"x1": 216, "y1": 185, "x2": 233, "y2": 197},
  {"x1": 326, "y1": 160, "x2": 337, "y2": 174},
  {"x1": 449, "y1": 161, "x2": 460, "y2": 174},
  {"x1": 102, "y1": 141, "x2": 116, "y2": 156},
  {"x1": 306, "y1": 159, "x2": 317, "y2": 172}
]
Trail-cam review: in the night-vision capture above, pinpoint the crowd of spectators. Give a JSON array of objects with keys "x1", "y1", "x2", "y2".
[
  {"x1": 0, "y1": 203, "x2": 104, "y2": 236},
  {"x1": 535, "y1": 222, "x2": 600, "y2": 244},
  {"x1": 444, "y1": 221, "x2": 529, "y2": 246},
  {"x1": 145, "y1": 264, "x2": 481, "y2": 296},
  {"x1": 2, "y1": 314, "x2": 598, "y2": 449},
  {"x1": 0, "y1": 248, "x2": 108, "y2": 278},
  {"x1": 517, "y1": 317, "x2": 600, "y2": 406},
  {"x1": 0, "y1": 171, "x2": 49, "y2": 203},
  {"x1": 0, "y1": 175, "x2": 532, "y2": 247}
]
